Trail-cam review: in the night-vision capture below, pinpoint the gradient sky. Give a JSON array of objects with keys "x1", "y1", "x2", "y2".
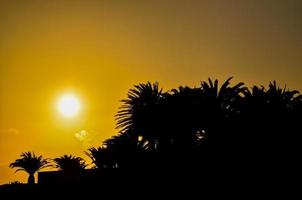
[{"x1": 0, "y1": 0, "x2": 301, "y2": 184}]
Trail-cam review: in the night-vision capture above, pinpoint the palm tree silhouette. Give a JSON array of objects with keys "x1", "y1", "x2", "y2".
[
  {"x1": 115, "y1": 82, "x2": 164, "y2": 150},
  {"x1": 9, "y1": 152, "x2": 50, "y2": 185},
  {"x1": 200, "y1": 77, "x2": 246, "y2": 117},
  {"x1": 85, "y1": 147, "x2": 115, "y2": 169},
  {"x1": 103, "y1": 132, "x2": 149, "y2": 169},
  {"x1": 241, "y1": 81, "x2": 301, "y2": 151},
  {"x1": 114, "y1": 78, "x2": 246, "y2": 152},
  {"x1": 53, "y1": 155, "x2": 87, "y2": 173},
  {"x1": 7, "y1": 78, "x2": 301, "y2": 188},
  {"x1": 198, "y1": 78, "x2": 246, "y2": 145}
]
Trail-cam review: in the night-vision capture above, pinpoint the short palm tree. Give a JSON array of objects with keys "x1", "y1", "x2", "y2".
[
  {"x1": 53, "y1": 155, "x2": 87, "y2": 173},
  {"x1": 9, "y1": 152, "x2": 50, "y2": 185},
  {"x1": 85, "y1": 147, "x2": 115, "y2": 169},
  {"x1": 103, "y1": 132, "x2": 149, "y2": 168}
]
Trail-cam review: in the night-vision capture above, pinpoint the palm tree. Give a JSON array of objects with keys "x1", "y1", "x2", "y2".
[
  {"x1": 85, "y1": 147, "x2": 115, "y2": 169},
  {"x1": 115, "y1": 82, "x2": 164, "y2": 150},
  {"x1": 162, "y1": 86, "x2": 204, "y2": 149},
  {"x1": 115, "y1": 78, "x2": 246, "y2": 151},
  {"x1": 198, "y1": 77, "x2": 246, "y2": 146},
  {"x1": 9, "y1": 152, "x2": 50, "y2": 185},
  {"x1": 53, "y1": 155, "x2": 87, "y2": 173},
  {"x1": 248, "y1": 83, "x2": 296, "y2": 138},
  {"x1": 243, "y1": 82, "x2": 299, "y2": 126},
  {"x1": 103, "y1": 132, "x2": 149, "y2": 169},
  {"x1": 200, "y1": 77, "x2": 246, "y2": 116},
  {"x1": 233, "y1": 81, "x2": 302, "y2": 176}
]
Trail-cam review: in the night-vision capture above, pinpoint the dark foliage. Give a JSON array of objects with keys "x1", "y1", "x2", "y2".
[
  {"x1": 89, "y1": 78, "x2": 301, "y2": 183},
  {"x1": 9, "y1": 152, "x2": 50, "y2": 185},
  {"x1": 8, "y1": 78, "x2": 302, "y2": 193},
  {"x1": 53, "y1": 155, "x2": 87, "y2": 173}
]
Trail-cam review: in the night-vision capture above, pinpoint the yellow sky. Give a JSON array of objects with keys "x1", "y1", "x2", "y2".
[{"x1": 0, "y1": 0, "x2": 301, "y2": 184}]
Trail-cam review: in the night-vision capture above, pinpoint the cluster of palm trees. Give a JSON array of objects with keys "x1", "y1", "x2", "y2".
[
  {"x1": 9, "y1": 153, "x2": 87, "y2": 184},
  {"x1": 10, "y1": 77, "x2": 302, "y2": 184}
]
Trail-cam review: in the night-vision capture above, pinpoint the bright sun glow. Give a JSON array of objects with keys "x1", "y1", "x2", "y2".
[{"x1": 58, "y1": 94, "x2": 80, "y2": 117}]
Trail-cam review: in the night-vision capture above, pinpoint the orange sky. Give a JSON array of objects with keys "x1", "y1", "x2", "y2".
[{"x1": 0, "y1": 0, "x2": 301, "y2": 184}]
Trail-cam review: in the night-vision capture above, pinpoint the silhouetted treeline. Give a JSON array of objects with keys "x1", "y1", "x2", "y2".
[
  {"x1": 6, "y1": 77, "x2": 302, "y2": 195},
  {"x1": 85, "y1": 77, "x2": 302, "y2": 184}
]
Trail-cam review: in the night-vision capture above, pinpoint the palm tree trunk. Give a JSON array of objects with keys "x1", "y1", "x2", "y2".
[{"x1": 28, "y1": 173, "x2": 35, "y2": 185}]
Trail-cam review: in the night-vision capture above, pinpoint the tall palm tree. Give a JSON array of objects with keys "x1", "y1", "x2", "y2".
[
  {"x1": 234, "y1": 81, "x2": 302, "y2": 174},
  {"x1": 200, "y1": 77, "x2": 246, "y2": 116},
  {"x1": 115, "y1": 82, "x2": 164, "y2": 150},
  {"x1": 243, "y1": 82, "x2": 299, "y2": 126},
  {"x1": 163, "y1": 86, "x2": 204, "y2": 149},
  {"x1": 53, "y1": 155, "x2": 87, "y2": 173},
  {"x1": 9, "y1": 152, "x2": 50, "y2": 185},
  {"x1": 199, "y1": 77, "x2": 246, "y2": 146}
]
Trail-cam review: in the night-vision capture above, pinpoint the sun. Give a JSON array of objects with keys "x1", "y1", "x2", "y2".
[{"x1": 58, "y1": 94, "x2": 80, "y2": 117}]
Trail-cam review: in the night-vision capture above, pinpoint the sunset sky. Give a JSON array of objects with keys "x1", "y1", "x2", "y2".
[{"x1": 0, "y1": 0, "x2": 301, "y2": 184}]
